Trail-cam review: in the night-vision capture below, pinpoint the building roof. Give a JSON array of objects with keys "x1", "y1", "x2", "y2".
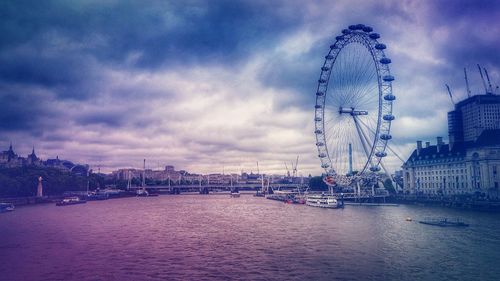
[
  {"x1": 405, "y1": 129, "x2": 500, "y2": 165},
  {"x1": 454, "y1": 94, "x2": 500, "y2": 109},
  {"x1": 406, "y1": 143, "x2": 466, "y2": 163}
]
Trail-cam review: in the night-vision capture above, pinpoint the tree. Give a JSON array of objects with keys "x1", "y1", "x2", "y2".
[
  {"x1": 0, "y1": 166, "x2": 86, "y2": 197},
  {"x1": 383, "y1": 178, "x2": 396, "y2": 194}
]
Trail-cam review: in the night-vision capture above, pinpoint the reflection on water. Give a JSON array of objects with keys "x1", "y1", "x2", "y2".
[{"x1": 1, "y1": 195, "x2": 500, "y2": 281}]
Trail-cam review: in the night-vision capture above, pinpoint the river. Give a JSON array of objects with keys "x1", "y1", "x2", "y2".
[{"x1": 1, "y1": 195, "x2": 500, "y2": 280}]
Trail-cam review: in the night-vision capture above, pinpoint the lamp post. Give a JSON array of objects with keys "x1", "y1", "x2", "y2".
[{"x1": 37, "y1": 176, "x2": 43, "y2": 197}]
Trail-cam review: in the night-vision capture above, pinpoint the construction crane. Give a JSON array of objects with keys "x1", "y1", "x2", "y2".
[
  {"x1": 464, "y1": 67, "x2": 472, "y2": 98},
  {"x1": 477, "y1": 64, "x2": 489, "y2": 95},
  {"x1": 292, "y1": 156, "x2": 299, "y2": 178},
  {"x1": 484, "y1": 68, "x2": 494, "y2": 95},
  {"x1": 445, "y1": 84, "x2": 455, "y2": 105},
  {"x1": 284, "y1": 162, "x2": 290, "y2": 177}
]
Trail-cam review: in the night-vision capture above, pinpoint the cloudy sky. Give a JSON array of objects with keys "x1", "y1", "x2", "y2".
[{"x1": 1, "y1": 0, "x2": 499, "y2": 175}]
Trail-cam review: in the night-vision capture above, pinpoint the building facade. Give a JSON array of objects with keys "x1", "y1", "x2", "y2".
[{"x1": 403, "y1": 94, "x2": 500, "y2": 198}]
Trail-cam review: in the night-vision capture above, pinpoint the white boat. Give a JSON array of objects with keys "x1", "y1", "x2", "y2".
[
  {"x1": 136, "y1": 188, "x2": 149, "y2": 197},
  {"x1": 56, "y1": 197, "x2": 87, "y2": 206},
  {"x1": 0, "y1": 203, "x2": 15, "y2": 213},
  {"x1": 305, "y1": 194, "x2": 340, "y2": 208}
]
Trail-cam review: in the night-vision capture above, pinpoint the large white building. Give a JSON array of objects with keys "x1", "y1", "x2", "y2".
[{"x1": 403, "y1": 94, "x2": 500, "y2": 198}]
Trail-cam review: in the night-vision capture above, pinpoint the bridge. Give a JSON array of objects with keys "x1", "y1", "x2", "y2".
[{"x1": 129, "y1": 183, "x2": 305, "y2": 194}]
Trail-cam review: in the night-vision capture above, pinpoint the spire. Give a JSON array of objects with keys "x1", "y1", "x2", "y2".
[
  {"x1": 7, "y1": 142, "x2": 16, "y2": 161},
  {"x1": 28, "y1": 145, "x2": 38, "y2": 163}
]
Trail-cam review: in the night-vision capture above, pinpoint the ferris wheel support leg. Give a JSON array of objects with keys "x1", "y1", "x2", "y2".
[
  {"x1": 356, "y1": 180, "x2": 361, "y2": 201},
  {"x1": 357, "y1": 117, "x2": 406, "y2": 165},
  {"x1": 353, "y1": 116, "x2": 371, "y2": 159}
]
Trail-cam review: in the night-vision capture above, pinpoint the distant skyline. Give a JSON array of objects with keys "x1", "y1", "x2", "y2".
[{"x1": 1, "y1": 0, "x2": 499, "y2": 174}]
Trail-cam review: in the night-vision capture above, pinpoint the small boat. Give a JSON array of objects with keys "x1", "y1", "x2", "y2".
[
  {"x1": 86, "y1": 192, "x2": 109, "y2": 201},
  {"x1": 418, "y1": 217, "x2": 469, "y2": 227},
  {"x1": 254, "y1": 191, "x2": 265, "y2": 197},
  {"x1": 230, "y1": 186, "x2": 240, "y2": 198},
  {"x1": 0, "y1": 203, "x2": 15, "y2": 213},
  {"x1": 305, "y1": 194, "x2": 341, "y2": 209},
  {"x1": 136, "y1": 188, "x2": 149, "y2": 197},
  {"x1": 56, "y1": 197, "x2": 87, "y2": 206},
  {"x1": 406, "y1": 217, "x2": 413, "y2": 222}
]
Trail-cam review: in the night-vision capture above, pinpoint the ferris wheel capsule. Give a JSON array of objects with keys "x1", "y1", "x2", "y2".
[
  {"x1": 362, "y1": 26, "x2": 373, "y2": 32},
  {"x1": 383, "y1": 75, "x2": 395, "y2": 81},
  {"x1": 380, "y1": 58, "x2": 391, "y2": 64},
  {"x1": 383, "y1": 114, "x2": 395, "y2": 121},
  {"x1": 380, "y1": 134, "x2": 392, "y2": 140},
  {"x1": 384, "y1": 94, "x2": 396, "y2": 101}
]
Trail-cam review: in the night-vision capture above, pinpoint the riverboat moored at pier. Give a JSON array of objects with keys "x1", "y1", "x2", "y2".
[
  {"x1": 305, "y1": 194, "x2": 341, "y2": 208},
  {"x1": 56, "y1": 197, "x2": 87, "y2": 206},
  {"x1": 418, "y1": 217, "x2": 469, "y2": 227}
]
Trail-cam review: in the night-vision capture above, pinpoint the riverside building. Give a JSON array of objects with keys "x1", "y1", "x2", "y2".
[{"x1": 402, "y1": 94, "x2": 500, "y2": 198}]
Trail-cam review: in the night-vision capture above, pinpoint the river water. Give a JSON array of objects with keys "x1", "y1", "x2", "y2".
[{"x1": 1, "y1": 195, "x2": 500, "y2": 281}]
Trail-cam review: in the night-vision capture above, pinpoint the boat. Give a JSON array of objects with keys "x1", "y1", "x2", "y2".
[
  {"x1": 0, "y1": 203, "x2": 15, "y2": 213},
  {"x1": 230, "y1": 186, "x2": 240, "y2": 198},
  {"x1": 136, "y1": 188, "x2": 149, "y2": 197},
  {"x1": 284, "y1": 194, "x2": 306, "y2": 204},
  {"x1": 418, "y1": 217, "x2": 469, "y2": 227},
  {"x1": 56, "y1": 197, "x2": 87, "y2": 206},
  {"x1": 254, "y1": 190, "x2": 265, "y2": 197},
  {"x1": 86, "y1": 192, "x2": 109, "y2": 201},
  {"x1": 294, "y1": 196, "x2": 306, "y2": 204},
  {"x1": 305, "y1": 194, "x2": 341, "y2": 208}
]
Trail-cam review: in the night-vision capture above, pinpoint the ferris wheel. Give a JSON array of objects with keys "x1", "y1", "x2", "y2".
[{"x1": 314, "y1": 24, "x2": 395, "y2": 184}]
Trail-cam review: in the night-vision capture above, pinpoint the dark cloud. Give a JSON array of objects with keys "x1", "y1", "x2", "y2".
[
  {"x1": 427, "y1": 0, "x2": 500, "y2": 72},
  {"x1": 0, "y1": 0, "x2": 499, "y2": 174},
  {"x1": 1, "y1": 0, "x2": 304, "y2": 67},
  {"x1": 0, "y1": 84, "x2": 54, "y2": 133}
]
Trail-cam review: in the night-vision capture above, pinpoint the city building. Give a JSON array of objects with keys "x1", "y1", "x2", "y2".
[
  {"x1": 403, "y1": 94, "x2": 500, "y2": 198},
  {"x1": 0, "y1": 143, "x2": 88, "y2": 175},
  {"x1": 0, "y1": 143, "x2": 23, "y2": 167}
]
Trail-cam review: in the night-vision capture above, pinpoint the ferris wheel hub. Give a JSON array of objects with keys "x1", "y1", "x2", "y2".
[{"x1": 338, "y1": 107, "x2": 368, "y2": 116}]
